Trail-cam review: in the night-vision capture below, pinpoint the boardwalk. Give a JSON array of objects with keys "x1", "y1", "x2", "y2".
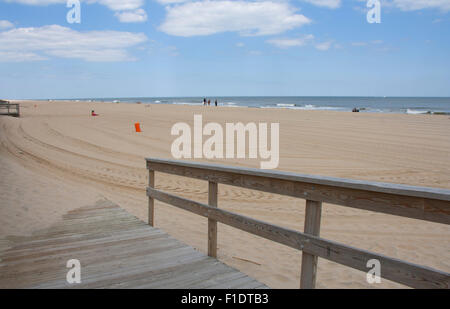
[{"x1": 0, "y1": 200, "x2": 266, "y2": 289}]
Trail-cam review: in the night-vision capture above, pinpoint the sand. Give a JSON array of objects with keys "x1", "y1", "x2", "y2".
[{"x1": 0, "y1": 100, "x2": 449, "y2": 288}]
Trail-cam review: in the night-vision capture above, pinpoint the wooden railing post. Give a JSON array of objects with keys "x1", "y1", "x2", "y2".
[
  {"x1": 148, "y1": 170, "x2": 155, "y2": 226},
  {"x1": 300, "y1": 200, "x2": 322, "y2": 289},
  {"x1": 208, "y1": 181, "x2": 218, "y2": 258}
]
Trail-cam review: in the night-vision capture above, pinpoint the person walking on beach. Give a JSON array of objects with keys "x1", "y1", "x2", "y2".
[
  {"x1": 208, "y1": 99, "x2": 211, "y2": 106},
  {"x1": 203, "y1": 98, "x2": 207, "y2": 106},
  {"x1": 215, "y1": 100, "x2": 218, "y2": 107}
]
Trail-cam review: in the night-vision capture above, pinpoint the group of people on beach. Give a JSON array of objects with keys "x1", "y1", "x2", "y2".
[{"x1": 203, "y1": 98, "x2": 218, "y2": 106}]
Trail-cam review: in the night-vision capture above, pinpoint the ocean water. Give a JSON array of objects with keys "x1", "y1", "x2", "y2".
[{"x1": 71, "y1": 96, "x2": 450, "y2": 114}]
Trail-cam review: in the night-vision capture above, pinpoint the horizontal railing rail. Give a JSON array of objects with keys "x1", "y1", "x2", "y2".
[{"x1": 146, "y1": 157, "x2": 450, "y2": 289}]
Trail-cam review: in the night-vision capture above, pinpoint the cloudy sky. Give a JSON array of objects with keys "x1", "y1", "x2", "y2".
[{"x1": 0, "y1": 0, "x2": 449, "y2": 98}]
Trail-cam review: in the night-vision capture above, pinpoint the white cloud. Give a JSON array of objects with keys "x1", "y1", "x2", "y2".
[
  {"x1": 267, "y1": 34, "x2": 337, "y2": 51},
  {"x1": 352, "y1": 40, "x2": 384, "y2": 47},
  {"x1": 48, "y1": 48, "x2": 132, "y2": 61},
  {"x1": 96, "y1": 0, "x2": 144, "y2": 11},
  {"x1": 0, "y1": 20, "x2": 14, "y2": 29},
  {"x1": 266, "y1": 34, "x2": 314, "y2": 48},
  {"x1": 236, "y1": 42, "x2": 245, "y2": 47},
  {"x1": 0, "y1": 25, "x2": 147, "y2": 62},
  {"x1": 315, "y1": 40, "x2": 333, "y2": 50},
  {"x1": 3, "y1": 0, "x2": 147, "y2": 22},
  {"x1": 115, "y1": 8, "x2": 147, "y2": 22},
  {"x1": 159, "y1": 1, "x2": 311, "y2": 37},
  {"x1": 4, "y1": 0, "x2": 144, "y2": 10},
  {"x1": 351, "y1": 41, "x2": 369, "y2": 46},
  {"x1": 165, "y1": 45, "x2": 179, "y2": 56},
  {"x1": 354, "y1": 0, "x2": 450, "y2": 12},
  {"x1": 156, "y1": 0, "x2": 189, "y2": 3},
  {"x1": 5, "y1": 0, "x2": 145, "y2": 11},
  {"x1": 390, "y1": 0, "x2": 450, "y2": 11},
  {"x1": 3, "y1": 0, "x2": 65, "y2": 4},
  {"x1": 350, "y1": 40, "x2": 393, "y2": 52},
  {"x1": 0, "y1": 51, "x2": 47, "y2": 62},
  {"x1": 300, "y1": 0, "x2": 341, "y2": 9}
]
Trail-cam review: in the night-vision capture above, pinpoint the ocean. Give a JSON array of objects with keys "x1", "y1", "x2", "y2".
[{"x1": 68, "y1": 96, "x2": 450, "y2": 115}]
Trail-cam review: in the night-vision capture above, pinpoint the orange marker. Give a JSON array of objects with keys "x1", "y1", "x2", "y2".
[{"x1": 135, "y1": 122, "x2": 141, "y2": 133}]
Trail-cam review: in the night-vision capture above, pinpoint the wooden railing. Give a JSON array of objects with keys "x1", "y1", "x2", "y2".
[
  {"x1": 146, "y1": 158, "x2": 450, "y2": 289},
  {"x1": 0, "y1": 103, "x2": 20, "y2": 117}
]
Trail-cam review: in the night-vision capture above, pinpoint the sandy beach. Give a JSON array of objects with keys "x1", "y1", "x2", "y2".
[{"x1": 1, "y1": 100, "x2": 449, "y2": 288}]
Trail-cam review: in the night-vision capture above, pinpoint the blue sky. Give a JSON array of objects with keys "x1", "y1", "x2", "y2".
[{"x1": 0, "y1": 0, "x2": 449, "y2": 99}]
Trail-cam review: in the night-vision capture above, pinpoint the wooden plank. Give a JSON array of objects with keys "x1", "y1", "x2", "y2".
[
  {"x1": 1, "y1": 229, "x2": 165, "y2": 261},
  {"x1": 146, "y1": 158, "x2": 450, "y2": 225},
  {"x1": 234, "y1": 277, "x2": 267, "y2": 289},
  {"x1": 3, "y1": 225, "x2": 151, "y2": 251},
  {"x1": 208, "y1": 181, "x2": 218, "y2": 258},
  {"x1": 0, "y1": 237, "x2": 178, "y2": 281},
  {"x1": 300, "y1": 200, "x2": 322, "y2": 289},
  {"x1": 212, "y1": 274, "x2": 259, "y2": 289},
  {"x1": 64, "y1": 247, "x2": 204, "y2": 288},
  {"x1": 0, "y1": 241, "x2": 188, "y2": 288},
  {"x1": 0, "y1": 203, "x2": 266, "y2": 289},
  {"x1": 1, "y1": 229, "x2": 180, "y2": 279},
  {"x1": 87, "y1": 256, "x2": 211, "y2": 289},
  {"x1": 1, "y1": 232, "x2": 169, "y2": 264},
  {"x1": 148, "y1": 170, "x2": 155, "y2": 226},
  {"x1": 198, "y1": 271, "x2": 249, "y2": 289},
  {"x1": 77, "y1": 254, "x2": 209, "y2": 289},
  {"x1": 142, "y1": 260, "x2": 231, "y2": 289},
  {"x1": 16, "y1": 246, "x2": 202, "y2": 289},
  {"x1": 146, "y1": 158, "x2": 450, "y2": 201},
  {"x1": 147, "y1": 187, "x2": 450, "y2": 289}
]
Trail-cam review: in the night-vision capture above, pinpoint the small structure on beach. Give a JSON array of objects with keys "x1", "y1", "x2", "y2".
[{"x1": 0, "y1": 102, "x2": 20, "y2": 117}]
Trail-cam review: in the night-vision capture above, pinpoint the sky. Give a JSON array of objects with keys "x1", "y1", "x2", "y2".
[{"x1": 0, "y1": 0, "x2": 449, "y2": 99}]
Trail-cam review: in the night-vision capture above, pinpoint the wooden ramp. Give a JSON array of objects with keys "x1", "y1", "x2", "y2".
[{"x1": 0, "y1": 200, "x2": 267, "y2": 289}]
